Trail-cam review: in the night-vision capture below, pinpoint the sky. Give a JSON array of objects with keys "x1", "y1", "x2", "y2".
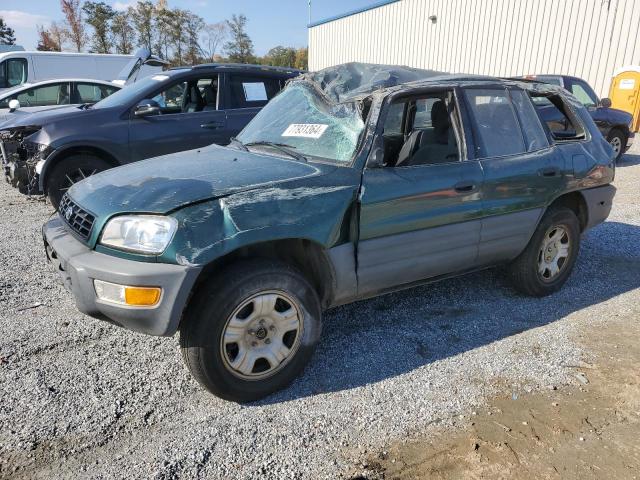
[{"x1": 0, "y1": 0, "x2": 376, "y2": 55}]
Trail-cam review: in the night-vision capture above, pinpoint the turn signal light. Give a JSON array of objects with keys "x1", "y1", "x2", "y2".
[{"x1": 94, "y1": 280, "x2": 161, "y2": 307}]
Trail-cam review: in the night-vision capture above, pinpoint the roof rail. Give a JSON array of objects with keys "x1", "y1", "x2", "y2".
[{"x1": 188, "y1": 63, "x2": 303, "y2": 73}]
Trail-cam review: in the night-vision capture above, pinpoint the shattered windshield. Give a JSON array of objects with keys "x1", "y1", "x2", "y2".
[{"x1": 236, "y1": 83, "x2": 366, "y2": 163}]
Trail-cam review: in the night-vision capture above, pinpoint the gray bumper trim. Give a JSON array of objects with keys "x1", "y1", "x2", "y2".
[
  {"x1": 581, "y1": 184, "x2": 616, "y2": 231},
  {"x1": 43, "y1": 217, "x2": 201, "y2": 336}
]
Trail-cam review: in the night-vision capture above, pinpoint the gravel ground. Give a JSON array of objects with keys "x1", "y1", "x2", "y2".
[{"x1": 1, "y1": 145, "x2": 639, "y2": 479}]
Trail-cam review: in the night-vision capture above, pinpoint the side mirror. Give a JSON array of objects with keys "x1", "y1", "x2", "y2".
[
  {"x1": 599, "y1": 97, "x2": 612, "y2": 108},
  {"x1": 8, "y1": 99, "x2": 20, "y2": 112},
  {"x1": 133, "y1": 99, "x2": 161, "y2": 117}
]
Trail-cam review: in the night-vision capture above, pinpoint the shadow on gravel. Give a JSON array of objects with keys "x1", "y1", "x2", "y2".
[
  {"x1": 258, "y1": 220, "x2": 640, "y2": 404},
  {"x1": 617, "y1": 152, "x2": 640, "y2": 167}
]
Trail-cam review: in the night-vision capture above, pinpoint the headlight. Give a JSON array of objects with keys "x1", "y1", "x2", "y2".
[
  {"x1": 100, "y1": 215, "x2": 178, "y2": 254},
  {"x1": 24, "y1": 141, "x2": 52, "y2": 161}
]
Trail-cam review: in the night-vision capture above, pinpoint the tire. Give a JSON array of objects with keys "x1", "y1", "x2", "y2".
[
  {"x1": 46, "y1": 154, "x2": 111, "y2": 209},
  {"x1": 180, "y1": 259, "x2": 322, "y2": 402},
  {"x1": 607, "y1": 129, "x2": 626, "y2": 162},
  {"x1": 508, "y1": 207, "x2": 580, "y2": 297}
]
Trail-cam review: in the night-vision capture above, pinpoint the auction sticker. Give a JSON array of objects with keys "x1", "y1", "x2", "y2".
[{"x1": 282, "y1": 124, "x2": 328, "y2": 139}]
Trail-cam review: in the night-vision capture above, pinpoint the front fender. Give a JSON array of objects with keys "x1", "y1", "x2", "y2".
[
  {"x1": 37, "y1": 143, "x2": 122, "y2": 192},
  {"x1": 160, "y1": 174, "x2": 361, "y2": 267}
]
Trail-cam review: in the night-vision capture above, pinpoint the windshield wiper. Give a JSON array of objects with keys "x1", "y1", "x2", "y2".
[
  {"x1": 244, "y1": 141, "x2": 307, "y2": 162},
  {"x1": 77, "y1": 103, "x2": 93, "y2": 110},
  {"x1": 228, "y1": 136, "x2": 248, "y2": 151}
]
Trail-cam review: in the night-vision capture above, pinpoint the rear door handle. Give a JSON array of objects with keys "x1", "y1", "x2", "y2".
[
  {"x1": 454, "y1": 181, "x2": 476, "y2": 193},
  {"x1": 201, "y1": 121, "x2": 225, "y2": 129},
  {"x1": 538, "y1": 166, "x2": 559, "y2": 177}
]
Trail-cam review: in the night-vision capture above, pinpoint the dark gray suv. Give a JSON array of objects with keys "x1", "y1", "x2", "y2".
[{"x1": 0, "y1": 63, "x2": 300, "y2": 207}]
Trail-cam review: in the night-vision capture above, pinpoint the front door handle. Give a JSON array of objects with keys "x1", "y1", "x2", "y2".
[
  {"x1": 538, "y1": 166, "x2": 559, "y2": 177},
  {"x1": 201, "y1": 121, "x2": 225, "y2": 129},
  {"x1": 454, "y1": 181, "x2": 476, "y2": 193}
]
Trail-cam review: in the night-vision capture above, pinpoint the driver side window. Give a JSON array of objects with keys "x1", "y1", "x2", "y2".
[
  {"x1": 381, "y1": 91, "x2": 461, "y2": 167},
  {"x1": 150, "y1": 76, "x2": 219, "y2": 115},
  {"x1": 152, "y1": 81, "x2": 186, "y2": 114}
]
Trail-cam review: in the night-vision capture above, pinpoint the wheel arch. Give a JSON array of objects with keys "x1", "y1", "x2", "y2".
[
  {"x1": 546, "y1": 191, "x2": 589, "y2": 232},
  {"x1": 184, "y1": 238, "x2": 338, "y2": 321},
  {"x1": 39, "y1": 145, "x2": 121, "y2": 192}
]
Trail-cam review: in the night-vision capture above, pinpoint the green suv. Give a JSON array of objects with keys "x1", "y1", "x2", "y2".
[{"x1": 43, "y1": 64, "x2": 616, "y2": 402}]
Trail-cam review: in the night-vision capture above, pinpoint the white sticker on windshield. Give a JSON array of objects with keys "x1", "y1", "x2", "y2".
[
  {"x1": 282, "y1": 124, "x2": 329, "y2": 139},
  {"x1": 151, "y1": 75, "x2": 169, "y2": 81}
]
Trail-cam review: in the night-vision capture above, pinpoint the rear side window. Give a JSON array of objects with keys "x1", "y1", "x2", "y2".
[
  {"x1": 510, "y1": 89, "x2": 549, "y2": 151},
  {"x1": 228, "y1": 75, "x2": 282, "y2": 109},
  {"x1": 464, "y1": 88, "x2": 525, "y2": 157},
  {"x1": 531, "y1": 93, "x2": 586, "y2": 141},
  {"x1": 75, "y1": 83, "x2": 119, "y2": 103}
]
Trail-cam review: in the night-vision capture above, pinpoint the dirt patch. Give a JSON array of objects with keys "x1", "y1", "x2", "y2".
[{"x1": 360, "y1": 313, "x2": 640, "y2": 480}]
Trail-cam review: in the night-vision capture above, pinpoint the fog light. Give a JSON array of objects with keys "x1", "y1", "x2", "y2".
[{"x1": 94, "y1": 280, "x2": 161, "y2": 307}]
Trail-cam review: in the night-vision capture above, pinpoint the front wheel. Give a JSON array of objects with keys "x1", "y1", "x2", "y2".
[
  {"x1": 508, "y1": 207, "x2": 581, "y2": 297},
  {"x1": 180, "y1": 259, "x2": 322, "y2": 402},
  {"x1": 607, "y1": 129, "x2": 626, "y2": 162},
  {"x1": 46, "y1": 154, "x2": 111, "y2": 209}
]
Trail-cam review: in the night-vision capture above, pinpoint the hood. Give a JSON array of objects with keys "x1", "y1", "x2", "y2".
[
  {"x1": 68, "y1": 144, "x2": 334, "y2": 218},
  {"x1": 0, "y1": 104, "x2": 73, "y2": 125},
  {"x1": 606, "y1": 106, "x2": 633, "y2": 125},
  {"x1": 0, "y1": 104, "x2": 87, "y2": 130}
]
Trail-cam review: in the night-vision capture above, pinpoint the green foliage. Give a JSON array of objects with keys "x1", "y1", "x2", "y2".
[
  {"x1": 82, "y1": 1, "x2": 115, "y2": 53},
  {"x1": 224, "y1": 14, "x2": 255, "y2": 64},
  {"x1": 0, "y1": 17, "x2": 16, "y2": 46}
]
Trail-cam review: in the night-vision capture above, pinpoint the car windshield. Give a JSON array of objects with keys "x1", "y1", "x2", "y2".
[
  {"x1": 92, "y1": 74, "x2": 172, "y2": 109},
  {"x1": 236, "y1": 83, "x2": 366, "y2": 163}
]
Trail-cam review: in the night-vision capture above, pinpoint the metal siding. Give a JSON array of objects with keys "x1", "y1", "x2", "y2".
[{"x1": 309, "y1": 0, "x2": 638, "y2": 97}]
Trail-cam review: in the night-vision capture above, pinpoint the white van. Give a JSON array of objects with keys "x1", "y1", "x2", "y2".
[{"x1": 0, "y1": 48, "x2": 167, "y2": 93}]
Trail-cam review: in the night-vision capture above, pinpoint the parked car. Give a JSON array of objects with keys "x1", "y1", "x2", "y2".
[
  {"x1": 1, "y1": 63, "x2": 301, "y2": 207},
  {"x1": 42, "y1": 63, "x2": 616, "y2": 402},
  {"x1": 0, "y1": 48, "x2": 165, "y2": 93},
  {"x1": 523, "y1": 74, "x2": 634, "y2": 160},
  {"x1": 0, "y1": 78, "x2": 121, "y2": 123}
]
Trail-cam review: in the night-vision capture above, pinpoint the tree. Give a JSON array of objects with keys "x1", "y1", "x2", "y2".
[
  {"x1": 131, "y1": 1, "x2": 155, "y2": 52},
  {"x1": 0, "y1": 17, "x2": 16, "y2": 45},
  {"x1": 49, "y1": 21, "x2": 68, "y2": 52},
  {"x1": 83, "y1": 1, "x2": 115, "y2": 53},
  {"x1": 294, "y1": 47, "x2": 308, "y2": 70},
  {"x1": 264, "y1": 46, "x2": 297, "y2": 67},
  {"x1": 111, "y1": 12, "x2": 134, "y2": 54},
  {"x1": 37, "y1": 26, "x2": 60, "y2": 51},
  {"x1": 201, "y1": 22, "x2": 227, "y2": 62},
  {"x1": 61, "y1": 0, "x2": 86, "y2": 52},
  {"x1": 167, "y1": 8, "x2": 189, "y2": 65},
  {"x1": 184, "y1": 12, "x2": 204, "y2": 65},
  {"x1": 224, "y1": 14, "x2": 254, "y2": 63}
]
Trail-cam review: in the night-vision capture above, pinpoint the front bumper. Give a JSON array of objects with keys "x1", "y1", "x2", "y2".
[
  {"x1": 581, "y1": 184, "x2": 616, "y2": 231},
  {"x1": 43, "y1": 217, "x2": 201, "y2": 336}
]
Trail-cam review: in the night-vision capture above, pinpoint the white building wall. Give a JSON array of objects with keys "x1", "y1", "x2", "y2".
[{"x1": 308, "y1": 0, "x2": 640, "y2": 97}]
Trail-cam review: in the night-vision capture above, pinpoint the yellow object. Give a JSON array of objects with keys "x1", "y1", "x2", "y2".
[
  {"x1": 609, "y1": 66, "x2": 640, "y2": 132},
  {"x1": 124, "y1": 286, "x2": 162, "y2": 306}
]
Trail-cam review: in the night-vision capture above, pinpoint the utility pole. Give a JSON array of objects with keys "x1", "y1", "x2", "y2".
[{"x1": 308, "y1": 0, "x2": 311, "y2": 25}]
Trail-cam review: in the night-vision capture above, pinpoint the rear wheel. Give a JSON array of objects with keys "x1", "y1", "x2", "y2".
[
  {"x1": 508, "y1": 207, "x2": 580, "y2": 297},
  {"x1": 46, "y1": 154, "x2": 111, "y2": 209},
  {"x1": 607, "y1": 129, "x2": 626, "y2": 162},
  {"x1": 180, "y1": 259, "x2": 322, "y2": 402}
]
